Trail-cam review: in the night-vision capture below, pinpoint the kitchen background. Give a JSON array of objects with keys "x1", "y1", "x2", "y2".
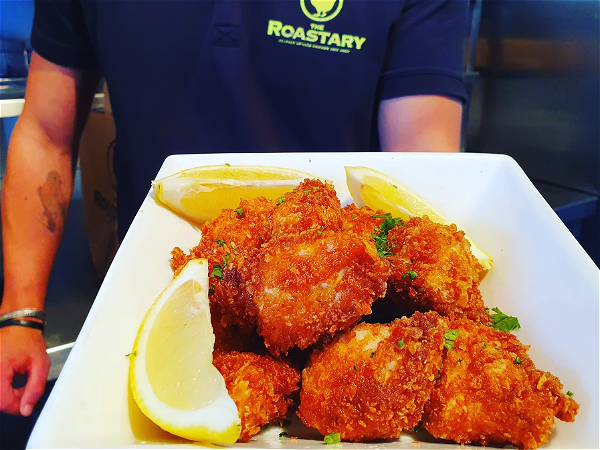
[{"x1": 1, "y1": 0, "x2": 598, "y2": 448}]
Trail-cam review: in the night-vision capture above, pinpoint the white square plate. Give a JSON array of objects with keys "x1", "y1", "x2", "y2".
[{"x1": 28, "y1": 153, "x2": 599, "y2": 449}]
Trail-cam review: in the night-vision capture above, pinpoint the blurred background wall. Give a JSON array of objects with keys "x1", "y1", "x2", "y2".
[{"x1": 465, "y1": 0, "x2": 599, "y2": 264}]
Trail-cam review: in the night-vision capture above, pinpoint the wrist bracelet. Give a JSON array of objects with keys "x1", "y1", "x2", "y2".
[
  {"x1": 0, "y1": 318, "x2": 45, "y2": 333},
  {"x1": 0, "y1": 308, "x2": 46, "y2": 323}
]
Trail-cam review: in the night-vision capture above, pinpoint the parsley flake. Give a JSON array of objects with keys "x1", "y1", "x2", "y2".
[
  {"x1": 125, "y1": 351, "x2": 137, "y2": 357},
  {"x1": 402, "y1": 270, "x2": 418, "y2": 280},
  {"x1": 514, "y1": 357, "x2": 523, "y2": 365},
  {"x1": 370, "y1": 351, "x2": 376, "y2": 358},
  {"x1": 210, "y1": 265, "x2": 224, "y2": 279},
  {"x1": 303, "y1": 189, "x2": 310, "y2": 193},
  {"x1": 276, "y1": 197, "x2": 286, "y2": 206},
  {"x1": 371, "y1": 214, "x2": 405, "y2": 258},
  {"x1": 567, "y1": 391, "x2": 574, "y2": 397},
  {"x1": 279, "y1": 432, "x2": 288, "y2": 439},
  {"x1": 351, "y1": 214, "x2": 358, "y2": 219},
  {"x1": 324, "y1": 433, "x2": 341, "y2": 445},
  {"x1": 313, "y1": 186, "x2": 318, "y2": 191},
  {"x1": 215, "y1": 239, "x2": 226, "y2": 246},
  {"x1": 225, "y1": 163, "x2": 231, "y2": 166},
  {"x1": 398, "y1": 339, "x2": 404, "y2": 348},
  {"x1": 353, "y1": 365, "x2": 358, "y2": 371},
  {"x1": 222, "y1": 253, "x2": 231, "y2": 267},
  {"x1": 444, "y1": 329, "x2": 460, "y2": 351},
  {"x1": 488, "y1": 307, "x2": 521, "y2": 333},
  {"x1": 482, "y1": 343, "x2": 487, "y2": 349},
  {"x1": 234, "y1": 208, "x2": 244, "y2": 216}
]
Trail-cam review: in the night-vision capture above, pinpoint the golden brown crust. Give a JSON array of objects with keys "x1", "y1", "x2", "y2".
[
  {"x1": 298, "y1": 312, "x2": 448, "y2": 442},
  {"x1": 271, "y1": 179, "x2": 342, "y2": 238},
  {"x1": 340, "y1": 204, "x2": 385, "y2": 242},
  {"x1": 422, "y1": 319, "x2": 579, "y2": 449},
  {"x1": 388, "y1": 216, "x2": 487, "y2": 323},
  {"x1": 212, "y1": 352, "x2": 300, "y2": 442},
  {"x1": 171, "y1": 197, "x2": 276, "y2": 328},
  {"x1": 241, "y1": 229, "x2": 391, "y2": 356}
]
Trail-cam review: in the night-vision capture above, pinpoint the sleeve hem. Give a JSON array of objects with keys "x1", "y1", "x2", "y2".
[
  {"x1": 31, "y1": 25, "x2": 99, "y2": 70},
  {"x1": 379, "y1": 70, "x2": 467, "y2": 104}
]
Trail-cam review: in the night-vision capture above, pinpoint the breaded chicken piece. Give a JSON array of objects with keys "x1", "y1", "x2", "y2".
[
  {"x1": 298, "y1": 312, "x2": 448, "y2": 442},
  {"x1": 171, "y1": 197, "x2": 276, "y2": 328},
  {"x1": 241, "y1": 229, "x2": 390, "y2": 356},
  {"x1": 388, "y1": 216, "x2": 487, "y2": 323},
  {"x1": 271, "y1": 179, "x2": 342, "y2": 238},
  {"x1": 212, "y1": 352, "x2": 300, "y2": 442},
  {"x1": 341, "y1": 204, "x2": 386, "y2": 241},
  {"x1": 423, "y1": 319, "x2": 579, "y2": 449}
]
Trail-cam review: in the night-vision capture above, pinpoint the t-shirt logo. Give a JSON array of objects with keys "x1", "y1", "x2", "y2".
[{"x1": 301, "y1": 0, "x2": 344, "y2": 22}]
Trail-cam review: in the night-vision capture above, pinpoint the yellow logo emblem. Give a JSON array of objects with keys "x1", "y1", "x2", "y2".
[{"x1": 300, "y1": 0, "x2": 343, "y2": 22}]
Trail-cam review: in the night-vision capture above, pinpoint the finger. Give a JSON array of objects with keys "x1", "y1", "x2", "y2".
[
  {"x1": 19, "y1": 355, "x2": 50, "y2": 417},
  {"x1": 0, "y1": 367, "x2": 24, "y2": 415}
]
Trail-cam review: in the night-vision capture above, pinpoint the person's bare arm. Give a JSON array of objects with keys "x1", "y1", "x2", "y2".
[
  {"x1": 378, "y1": 95, "x2": 463, "y2": 153},
  {"x1": 0, "y1": 52, "x2": 99, "y2": 416}
]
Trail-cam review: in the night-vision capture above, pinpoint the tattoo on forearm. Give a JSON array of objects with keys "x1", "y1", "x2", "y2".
[{"x1": 38, "y1": 171, "x2": 68, "y2": 233}]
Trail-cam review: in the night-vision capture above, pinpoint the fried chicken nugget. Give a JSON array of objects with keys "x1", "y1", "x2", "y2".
[
  {"x1": 171, "y1": 197, "x2": 276, "y2": 328},
  {"x1": 423, "y1": 319, "x2": 579, "y2": 449},
  {"x1": 388, "y1": 216, "x2": 487, "y2": 323},
  {"x1": 212, "y1": 352, "x2": 300, "y2": 442},
  {"x1": 298, "y1": 312, "x2": 448, "y2": 442},
  {"x1": 341, "y1": 204, "x2": 386, "y2": 241},
  {"x1": 241, "y1": 229, "x2": 390, "y2": 356},
  {"x1": 271, "y1": 179, "x2": 342, "y2": 238}
]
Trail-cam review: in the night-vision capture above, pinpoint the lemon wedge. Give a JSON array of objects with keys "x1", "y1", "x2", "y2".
[
  {"x1": 345, "y1": 166, "x2": 493, "y2": 271},
  {"x1": 152, "y1": 165, "x2": 321, "y2": 223},
  {"x1": 129, "y1": 259, "x2": 241, "y2": 443}
]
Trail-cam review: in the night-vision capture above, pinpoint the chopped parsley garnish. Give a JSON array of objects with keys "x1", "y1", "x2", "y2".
[
  {"x1": 482, "y1": 343, "x2": 487, "y2": 349},
  {"x1": 324, "y1": 432, "x2": 341, "y2": 445},
  {"x1": 370, "y1": 351, "x2": 376, "y2": 358},
  {"x1": 223, "y1": 253, "x2": 231, "y2": 267},
  {"x1": 234, "y1": 208, "x2": 244, "y2": 216},
  {"x1": 209, "y1": 284, "x2": 215, "y2": 294},
  {"x1": 279, "y1": 432, "x2": 288, "y2": 439},
  {"x1": 488, "y1": 307, "x2": 521, "y2": 333},
  {"x1": 398, "y1": 339, "x2": 404, "y2": 347},
  {"x1": 125, "y1": 351, "x2": 137, "y2": 357},
  {"x1": 390, "y1": 261, "x2": 397, "y2": 268},
  {"x1": 371, "y1": 213, "x2": 405, "y2": 258},
  {"x1": 230, "y1": 242, "x2": 237, "y2": 250},
  {"x1": 409, "y1": 424, "x2": 422, "y2": 433},
  {"x1": 514, "y1": 357, "x2": 523, "y2": 365},
  {"x1": 313, "y1": 186, "x2": 318, "y2": 191},
  {"x1": 402, "y1": 270, "x2": 418, "y2": 280},
  {"x1": 225, "y1": 163, "x2": 230, "y2": 166},
  {"x1": 444, "y1": 329, "x2": 460, "y2": 351},
  {"x1": 276, "y1": 197, "x2": 286, "y2": 206},
  {"x1": 458, "y1": 358, "x2": 463, "y2": 366},
  {"x1": 353, "y1": 365, "x2": 358, "y2": 371},
  {"x1": 303, "y1": 189, "x2": 310, "y2": 193},
  {"x1": 350, "y1": 214, "x2": 358, "y2": 219},
  {"x1": 567, "y1": 391, "x2": 574, "y2": 397},
  {"x1": 210, "y1": 264, "x2": 224, "y2": 279},
  {"x1": 215, "y1": 239, "x2": 226, "y2": 246}
]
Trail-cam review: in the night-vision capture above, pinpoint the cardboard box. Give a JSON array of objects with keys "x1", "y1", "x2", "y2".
[{"x1": 78, "y1": 84, "x2": 118, "y2": 278}]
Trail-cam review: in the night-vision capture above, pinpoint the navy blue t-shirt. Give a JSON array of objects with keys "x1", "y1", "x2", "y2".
[{"x1": 31, "y1": 0, "x2": 468, "y2": 235}]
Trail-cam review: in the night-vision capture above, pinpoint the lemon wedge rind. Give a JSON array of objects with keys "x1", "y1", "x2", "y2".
[
  {"x1": 152, "y1": 164, "x2": 326, "y2": 224},
  {"x1": 345, "y1": 166, "x2": 493, "y2": 272},
  {"x1": 129, "y1": 259, "x2": 241, "y2": 444}
]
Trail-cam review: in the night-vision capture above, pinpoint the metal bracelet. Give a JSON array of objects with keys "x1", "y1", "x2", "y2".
[
  {"x1": 0, "y1": 308, "x2": 46, "y2": 323},
  {"x1": 0, "y1": 318, "x2": 45, "y2": 333}
]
